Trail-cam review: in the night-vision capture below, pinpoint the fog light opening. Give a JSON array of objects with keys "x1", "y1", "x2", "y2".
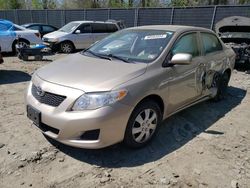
[{"x1": 79, "y1": 129, "x2": 100, "y2": 141}]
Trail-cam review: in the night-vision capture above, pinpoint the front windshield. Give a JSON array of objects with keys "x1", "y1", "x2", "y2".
[
  {"x1": 86, "y1": 29, "x2": 174, "y2": 63},
  {"x1": 59, "y1": 22, "x2": 80, "y2": 33}
]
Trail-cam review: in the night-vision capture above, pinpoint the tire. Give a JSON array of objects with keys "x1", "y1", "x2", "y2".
[
  {"x1": 212, "y1": 72, "x2": 230, "y2": 102},
  {"x1": 60, "y1": 41, "x2": 74, "y2": 53},
  {"x1": 12, "y1": 39, "x2": 29, "y2": 54},
  {"x1": 35, "y1": 55, "x2": 43, "y2": 61},
  {"x1": 123, "y1": 100, "x2": 162, "y2": 148},
  {"x1": 22, "y1": 54, "x2": 28, "y2": 61}
]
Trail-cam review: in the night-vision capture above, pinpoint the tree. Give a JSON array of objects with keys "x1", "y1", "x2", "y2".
[
  {"x1": 171, "y1": 0, "x2": 189, "y2": 6},
  {"x1": 41, "y1": 0, "x2": 56, "y2": 9},
  {"x1": 129, "y1": 0, "x2": 133, "y2": 7},
  {"x1": 239, "y1": 0, "x2": 250, "y2": 4}
]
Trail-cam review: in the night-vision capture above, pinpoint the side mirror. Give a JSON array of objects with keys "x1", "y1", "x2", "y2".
[
  {"x1": 171, "y1": 53, "x2": 192, "y2": 65},
  {"x1": 75, "y1": 30, "x2": 81, "y2": 34}
]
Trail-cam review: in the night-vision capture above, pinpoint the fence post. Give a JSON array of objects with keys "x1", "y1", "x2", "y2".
[
  {"x1": 14, "y1": 9, "x2": 18, "y2": 24},
  {"x1": 108, "y1": 8, "x2": 111, "y2": 20},
  {"x1": 45, "y1": 9, "x2": 48, "y2": 24},
  {"x1": 210, "y1": 5, "x2": 217, "y2": 30},
  {"x1": 4, "y1": 10, "x2": 6, "y2": 19},
  {"x1": 30, "y1": 10, "x2": 33, "y2": 23},
  {"x1": 84, "y1": 9, "x2": 86, "y2": 20},
  {"x1": 134, "y1": 8, "x2": 139, "y2": 26},
  {"x1": 63, "y1": 9, "x2": 66, "y2": 26},
  {"x1": 170, "y1": 7, "x2": 174, "y2": 25}
]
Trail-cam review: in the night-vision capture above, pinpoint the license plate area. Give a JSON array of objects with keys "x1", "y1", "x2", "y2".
[{"x1": 27, "y1": 105, "x2": 41, "y2": 126}]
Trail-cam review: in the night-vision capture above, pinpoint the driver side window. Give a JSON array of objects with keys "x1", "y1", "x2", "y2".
[{"x1": 171, "y1": 33, "x2": 199, "y2": 57}]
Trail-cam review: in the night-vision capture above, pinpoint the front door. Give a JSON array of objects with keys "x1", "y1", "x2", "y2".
[
  {"x1": 167, "y1": 32, "x2": 204, "y2": 111},
  {"x1": 71, "y1": 24, "x2": 94, "y2": 49}
]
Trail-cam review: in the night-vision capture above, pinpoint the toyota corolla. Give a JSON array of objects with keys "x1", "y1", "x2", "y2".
[{"x1": 26, "y1": 25, "x2": 235, "y2": 149}]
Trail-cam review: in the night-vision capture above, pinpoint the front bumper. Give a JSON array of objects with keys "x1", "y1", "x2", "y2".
[
  {"x1": 43, "y1": 41, "x2": 60, "y2": 52},
  {"x1": 26, "y1": 75, "x2": 133, "y2": 149}
]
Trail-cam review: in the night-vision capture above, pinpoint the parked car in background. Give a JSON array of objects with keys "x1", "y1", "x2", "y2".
[
  {"x1": 215, "y1": 16, "x2": 250, "y2": 68},
  {"x1": 22, "y1": 23, "x2": 58, "y2": 37},
  {"x1": 0, "y1": 46, "x2": 3, "y2": 64},
  {"x1": 26, "y1": 25, "x2": 235, "y2": 149},
  {"x1": 42, "y1": 20, "x2": 126, "y2": 53},
  {"x1": 0, "y1": 19, "x2": 42, "y2": 53}
]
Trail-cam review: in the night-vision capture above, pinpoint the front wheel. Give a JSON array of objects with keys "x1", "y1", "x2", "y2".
[
  {"x1": 60, "y1": 42, "x2": 74, "y2": 53},
  {"x1": 123, "y1": 101, "x2": 162, "y2": 148}
]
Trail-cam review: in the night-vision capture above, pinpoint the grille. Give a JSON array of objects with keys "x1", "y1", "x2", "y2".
[{"x1": 32, "y1": 84, "x2": 66, "y2": 107}]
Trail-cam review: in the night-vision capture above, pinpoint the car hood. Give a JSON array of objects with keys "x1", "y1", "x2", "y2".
[
  {"x1": 35, "y1": 53, "x2": 147, "y2": 92},
  {"x1": 43, "y1": 30, "x2": 66, "y2": 39}
]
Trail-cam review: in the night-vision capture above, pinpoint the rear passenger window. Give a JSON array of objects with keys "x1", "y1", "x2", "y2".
[
  {"x1": 201, "y1": 33, "x2": 222, "y2": 54},
  {"x1": 106, "y1": 24, "x2": 118, "y2": 33},
  {"x1": 42, "y1": 25, "x2": 55, "y2": 32},
  {"x1": 29, "y1": 25, "x2": 40, "y2": 31},
  {"x1": 92, "y1": 23, "x2": 106, "y2": 33},
  {"x1": 171, "y1": 33, "x2": 199, "y2": 57}
]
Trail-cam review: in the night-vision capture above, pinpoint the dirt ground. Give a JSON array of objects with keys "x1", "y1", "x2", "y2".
[{"x1": 0, "y1": 54, "x2": 250, "y2": 188}]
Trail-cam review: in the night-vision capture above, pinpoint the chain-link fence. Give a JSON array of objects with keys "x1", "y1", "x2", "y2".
[{"x1": 0, "y1": 5, "x2": 249, "y2": 29}]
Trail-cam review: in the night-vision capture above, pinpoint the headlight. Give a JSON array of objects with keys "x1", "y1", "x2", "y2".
[
  {"x1": 72, "y1": 89, "x2": 127, "y2": 111},
  {"x1": 48, "y1": 38, "x2": 59, "y2": 42}
]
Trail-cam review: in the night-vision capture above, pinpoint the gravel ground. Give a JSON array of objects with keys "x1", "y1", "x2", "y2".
[{"x1": 0, "y1": 54, "x2": 250, "y2": 188}]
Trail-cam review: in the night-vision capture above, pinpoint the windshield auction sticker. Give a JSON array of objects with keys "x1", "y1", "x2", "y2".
[{"x1": 144, "y1": 34, "x2": 167, "y2": 40}]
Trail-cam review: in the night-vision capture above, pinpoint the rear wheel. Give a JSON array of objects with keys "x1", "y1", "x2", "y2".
[
  {"x1": 212, "y1": 72, "x2": 230, "y2": 101},
  {"x1": 124, "y1": 100, "x2": 162, "y2": 148},
  {"x1": 60, "y1": 41, "x2": 74, "y2": 53},
  {"x1": 34, "y1": 55, "x2": 43, "y2": 61}
]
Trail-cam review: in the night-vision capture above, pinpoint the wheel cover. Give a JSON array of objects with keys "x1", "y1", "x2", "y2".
[
  {"x1": 16, "y1": 41, "x2": 28, "y2": 49},
  {"x1": 62, "y1": 43, "x2": 72, "y2": 53},
  {"x1": 132, "y1": 109, "x2": 158, "y2": 143}
]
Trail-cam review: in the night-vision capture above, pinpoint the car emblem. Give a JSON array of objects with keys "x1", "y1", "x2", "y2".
[{"x1": 36, "y1": 86, "x2": 45, "y2": 97}]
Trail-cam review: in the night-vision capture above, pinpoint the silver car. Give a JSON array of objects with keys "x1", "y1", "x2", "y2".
[
  {"x1": 42, "y1": 20, "x2": 125, "y2": 53},
  {"x1": 26, "y1": 25, "x2": 235, "y2": 149}
]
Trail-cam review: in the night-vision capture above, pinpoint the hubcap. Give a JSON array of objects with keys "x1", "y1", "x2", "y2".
[
  {"x1": 18, "y1": 42, "x2": 27, "y2": 47},
  {"x1": 62, "y1": 43, "x2": 72, "y2": 53},
  {"x1": 132, "y1": 109, "x2": 157, "y2": 143}
]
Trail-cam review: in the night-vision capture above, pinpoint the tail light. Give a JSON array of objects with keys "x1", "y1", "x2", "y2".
[{"x1": 35, "y1": 33, "x2": 41, "y2": 38}]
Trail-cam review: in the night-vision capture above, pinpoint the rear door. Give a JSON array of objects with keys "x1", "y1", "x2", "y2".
[
  {"x1": 71, "y1": 23, "x2": 94, "y2": 49},
  {"x1": 167, "y1": 32, "x2": 205, "y2": 110},
  {"x1": 200, "y1": 32, "x2": 226, "y2": 73}
]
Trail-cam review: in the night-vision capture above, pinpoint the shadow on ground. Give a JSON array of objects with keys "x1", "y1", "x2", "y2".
[
  {"x1": 0, "y1": 70, "x2": 31, "y2": 85},
  {"x1": 46, "y1": 86, "x2": 246, "y2": 168}
]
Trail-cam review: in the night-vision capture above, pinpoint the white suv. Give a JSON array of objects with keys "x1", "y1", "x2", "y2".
[{"x1": 42, "y1": 20, "x2": 126, "y2": 53}]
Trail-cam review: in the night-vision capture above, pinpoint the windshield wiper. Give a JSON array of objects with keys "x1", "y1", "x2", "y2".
[
  {"x1": 82, "y1": 49, "x2": 112, "y2": 61},
  {"x1": 106, "y1": 54, "x2": 133, "y2": 63}
]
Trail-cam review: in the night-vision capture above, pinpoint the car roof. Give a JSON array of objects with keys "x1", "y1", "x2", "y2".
[
  {"x1": 0, "y1": 19, "x2": 13, "y2": 26},
  {"x1": 69, "y1": 20, "x2": 118, "y2": 24},
  {"x1": 126, "y1": 25, "x2": 213, "y2": 33},
  {"x1": 23, "y1": 23, "x2": 56, "y2": 27}
]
